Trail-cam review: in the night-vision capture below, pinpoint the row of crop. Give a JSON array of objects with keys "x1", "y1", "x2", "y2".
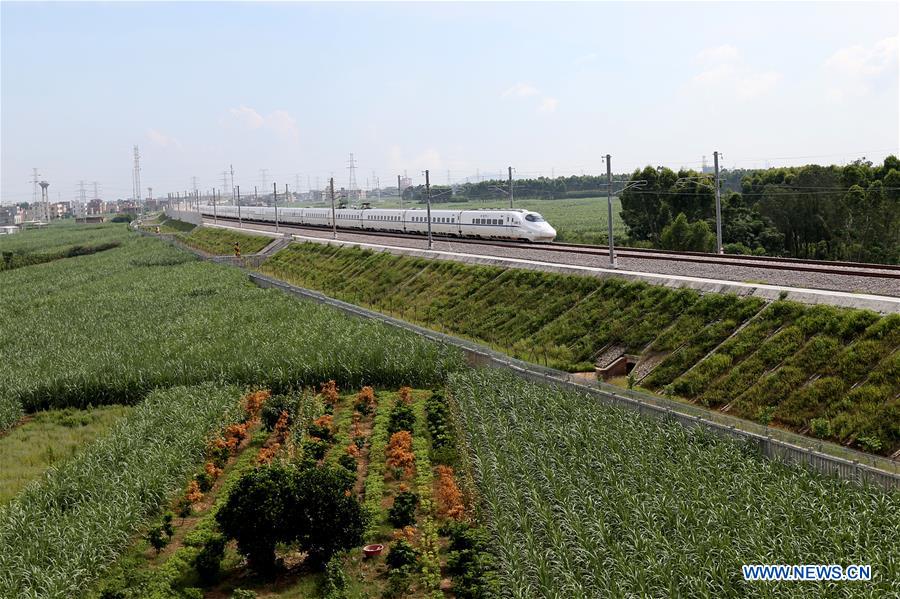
[
  {"x1": 0, "y1": 233, "x2": 462, "y2": 431},
  {"x1": 0, "y1": 383, "x2": 246, "y2": 598},
  {"x1": 448, "y1": 368, "x2": 900, "y2": 598}
]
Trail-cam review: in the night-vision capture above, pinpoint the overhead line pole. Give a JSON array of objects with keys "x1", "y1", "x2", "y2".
[
  {"x1": 606, "y1": 154, "x2": 616, "y2": 268},
  {"x1": 714, "y1": 150, "x2": 723, "y2": 254},
  {"x1": 274, "y1": 182, "x2": 279, "y2": 233},
  {"x1": 213, "y1": 188, "x2": 218, "y2": 225},
  {"x1": 508, "y1": 166, "x2": 514, "y2": 209},
  {"x1": 237, "y1": 186, "x2": 242, "y2": 228},
  {"x1": 424, "y1": 169, "x2": 433, "y2": 250},
  {"x1": 398, "y1": 175, "x2": 403, "y2": 210},
  {"x1": 330, "y1": 177, "x2": 337, "y2": 239}
]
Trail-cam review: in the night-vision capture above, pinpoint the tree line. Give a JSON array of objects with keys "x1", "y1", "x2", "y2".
[{"x1": 619, "y1": 156, "x2": 900, "y2": 262}]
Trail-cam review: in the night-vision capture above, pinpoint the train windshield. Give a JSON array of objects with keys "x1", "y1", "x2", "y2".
[{"x1": 525, "y1": 213, "x2": 545, "y2": 222}]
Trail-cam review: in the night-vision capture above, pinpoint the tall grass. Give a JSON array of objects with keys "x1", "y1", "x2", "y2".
[
  {"x1": 0, "y1": 384, "x2": 245, "y2": 598},
  {"x1": 450, "y1": 369, "x2": 900, "y2": 598}
]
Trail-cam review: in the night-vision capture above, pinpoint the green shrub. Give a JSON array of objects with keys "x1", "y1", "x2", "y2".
[
  {"x1": 388, "y1": 491, "x2": 419, "y2": 528},
  {"x1": 386, "y1": 539, "x2": 418, "y2": 571},
  {"x1": 387, "y1": 403, "x2": 415, "y2": 435},
  {"x1": 261, "y1": 394, "x2": 297, "y2": 431},
  {"x1": 217, "y1": 463, "x2": 366, "y2": 574},
  {"x1": 193, "y1": 534, "x2": 226, "y2": 584},
  {"x1": 303, "y1": 437, "x2": 328, "y2": 460}
]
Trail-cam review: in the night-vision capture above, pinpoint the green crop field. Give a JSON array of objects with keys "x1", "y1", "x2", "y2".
[
  {"x1": 449, "y1": 369, "x2": 900, "y2": 598},
  {"x1": 261, "y1": 242, "x2": 900, "y2": 455},
  {"x1": 0, "y1": 222, "x2": 128, "y2": 271},
  {"x1": 0, "y1": 405, "x2": 132, "y2": 504},
  {"x1": 0, "y1": 229, "x2": 461, "y2": 432}
]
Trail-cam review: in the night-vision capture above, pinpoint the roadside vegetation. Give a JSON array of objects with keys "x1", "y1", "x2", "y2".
[
  {"x1": 261, "y1": 242, "x2": 900, "y2": 455},
  {"x1": 449, "y1": 369, "x2": 900, "y2": 598}
]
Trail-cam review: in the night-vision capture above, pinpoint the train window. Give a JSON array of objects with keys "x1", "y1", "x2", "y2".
[{"x1": 525, "y1": 213, "x2": 545, "y2": 222}]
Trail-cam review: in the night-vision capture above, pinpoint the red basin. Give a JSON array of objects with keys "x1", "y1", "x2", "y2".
[{"x1": 363, "y1": 543, "x2": 384, "y2": 557}]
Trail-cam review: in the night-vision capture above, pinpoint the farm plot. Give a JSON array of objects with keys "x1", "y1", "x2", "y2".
[
  {"x1": 0, "y1": 221, "x2": 128, "y2": 271},
  {"x1": 0, "y1": 384, "x2": 247, "y2": 598},
  {"x1": 449, "y1": 369, "x2": 900, "y2": 598},
  {"x1": 91, "y1": 386, "x2": 495, "y2": 599},
  {"x1": 0, "y1": 233, "x2": 461, "y2": 431},
  {"x1": 0, "y1": 405, "x2": 131, "y2": 504}
]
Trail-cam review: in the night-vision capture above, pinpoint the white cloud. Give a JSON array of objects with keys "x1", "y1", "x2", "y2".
[
  {"x1": 225, "y1": 106, "x2": 299, "y2": 142},
  {"x1": 825, "y1": 36, "x2": 898, "y2": 101},
  {"x1": 697, "y1": 44, "x2": 739, "y2": 64},
  {"x1": 228, "y1": 105, "x2": 265, "y2": 129},
  {"x1": 690, "y1": 45, "x2": 781, "y2": 100},
  {"x1": 538, "y1": 97, "x2": 559, "y2": 113},
  {"x1": 735, "y1": 71, "x2": 782, "y2": 100},
  {"x1": 502, "y1": 82, "x2": 540, "y2": 98},
  {"x1": 146, "y1": 128, "x2": 182, "y2": 149}
]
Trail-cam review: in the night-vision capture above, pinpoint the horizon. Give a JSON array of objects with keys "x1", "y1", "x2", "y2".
[{"x1": 2, "y1": 1, "x2": 898, "y2": 205}]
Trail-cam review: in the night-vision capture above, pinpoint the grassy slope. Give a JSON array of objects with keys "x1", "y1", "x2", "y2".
[
  {"x1": 176, "y1": 225, "x2": 272, "y2": 255},
  {"x1": 262, "y1": 242, "x2": 900, "y2": 455},
  {"x1": 0, "y1": 406, "x2": 132, "y2": 504},
  {"x1": 450, "y1": 369, "x2": 900, "y2": 598}
]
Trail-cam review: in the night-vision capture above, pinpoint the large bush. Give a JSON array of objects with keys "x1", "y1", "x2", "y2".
[{"x1": 217, "y1": 463, "x2": 365, "y2": 574}]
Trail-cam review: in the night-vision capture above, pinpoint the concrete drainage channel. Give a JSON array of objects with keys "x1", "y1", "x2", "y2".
[{"x1": 139, "y1": 227, "x2": 900, "y2": 491}]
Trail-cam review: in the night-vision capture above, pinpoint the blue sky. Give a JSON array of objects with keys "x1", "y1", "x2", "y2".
[{"x1": 2, "y1": 1, "x2": 897, "y2": 203}]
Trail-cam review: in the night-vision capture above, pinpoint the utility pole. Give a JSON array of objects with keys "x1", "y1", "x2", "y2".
[
  {"x1": 274, "y1": 182, "x2": 279, "y2": 233},
  {"x1": 329, "y1": 177, "x2": 337, "y2": 239},
  {"x1": 713, "y1": 150, "x2": 723, "y2": 254},
  {"x1": 222, "y1": 171, "x2": 230, "y2": 204},
  {"x1": 236, "y1": 186, "x2": 242, "y2": 227},
  {"x1": 230, "y1": 164, "x2": 235, "y2": 204},
  {"x1": 508, "y1": 166, "x2": 514, "y2": 209},
  {"x1": 424, "y1": 169, "x2": 433, "y2": 250},
  {"x1": 213, "y1": 188, "x2": 218, "y2": 224},
  {"x1": 606, "y1": 154, "x2": 616, "y2": 267},
  {"x1": 398, "y1": 175, "x2": 403, "y2": 210},
  {"x1": 31, "y1": 168, "x2": 40, "y2": 214}
]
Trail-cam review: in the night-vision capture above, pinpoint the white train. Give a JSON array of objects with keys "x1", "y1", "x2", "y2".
[{"x1": 198, "y1": 205, "x2": 557, "y2": 242}]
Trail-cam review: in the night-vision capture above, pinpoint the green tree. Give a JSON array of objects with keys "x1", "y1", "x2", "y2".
[{"x1": 659, "y1": 213, "x2": 715, "y2": 252}]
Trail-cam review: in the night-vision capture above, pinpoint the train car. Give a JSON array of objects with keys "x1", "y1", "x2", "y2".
[{"x1": 197, "y1": 205, "x2": 556, "y2": 242}]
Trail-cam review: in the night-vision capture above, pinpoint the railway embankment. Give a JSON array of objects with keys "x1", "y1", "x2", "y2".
[{"x1": 258, "y1": 241, "x2": 900, "y2": 459}]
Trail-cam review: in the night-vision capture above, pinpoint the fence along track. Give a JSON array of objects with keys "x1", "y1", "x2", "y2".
[{"x1": 136, "y1": 224, "x2": 900, "y2": 490}]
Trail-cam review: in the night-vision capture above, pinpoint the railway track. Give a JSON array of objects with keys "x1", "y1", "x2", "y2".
[{"x1": 205, "y1": 215, "x2": 900, "y2": 280}]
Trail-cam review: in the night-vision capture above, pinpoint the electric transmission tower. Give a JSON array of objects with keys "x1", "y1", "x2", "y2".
[
  {"x1": 222, "y1": 171, "x2": 230, "y2": 204},
  {"x1": 31, "y1": 168, "x2": 41, "y2": 209},
  {"x1": 347, "y1": 153, "x2": 358, "y2": 200},
  {"x1": 132, "y1": 145, "x2": 142, "y2": 215},
  {"x1": 259, "y1": 169, "x2": 269, "y2": 192}
]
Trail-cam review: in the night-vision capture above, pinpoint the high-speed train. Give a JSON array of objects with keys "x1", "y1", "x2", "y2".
[{"x1": 198, "y1": 205, "x2": 557, "y2": 242}]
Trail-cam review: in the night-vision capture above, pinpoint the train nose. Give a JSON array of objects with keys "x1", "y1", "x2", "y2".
[{"x1": 537, "y1": 223, "x2": 557, "y2": 242}]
